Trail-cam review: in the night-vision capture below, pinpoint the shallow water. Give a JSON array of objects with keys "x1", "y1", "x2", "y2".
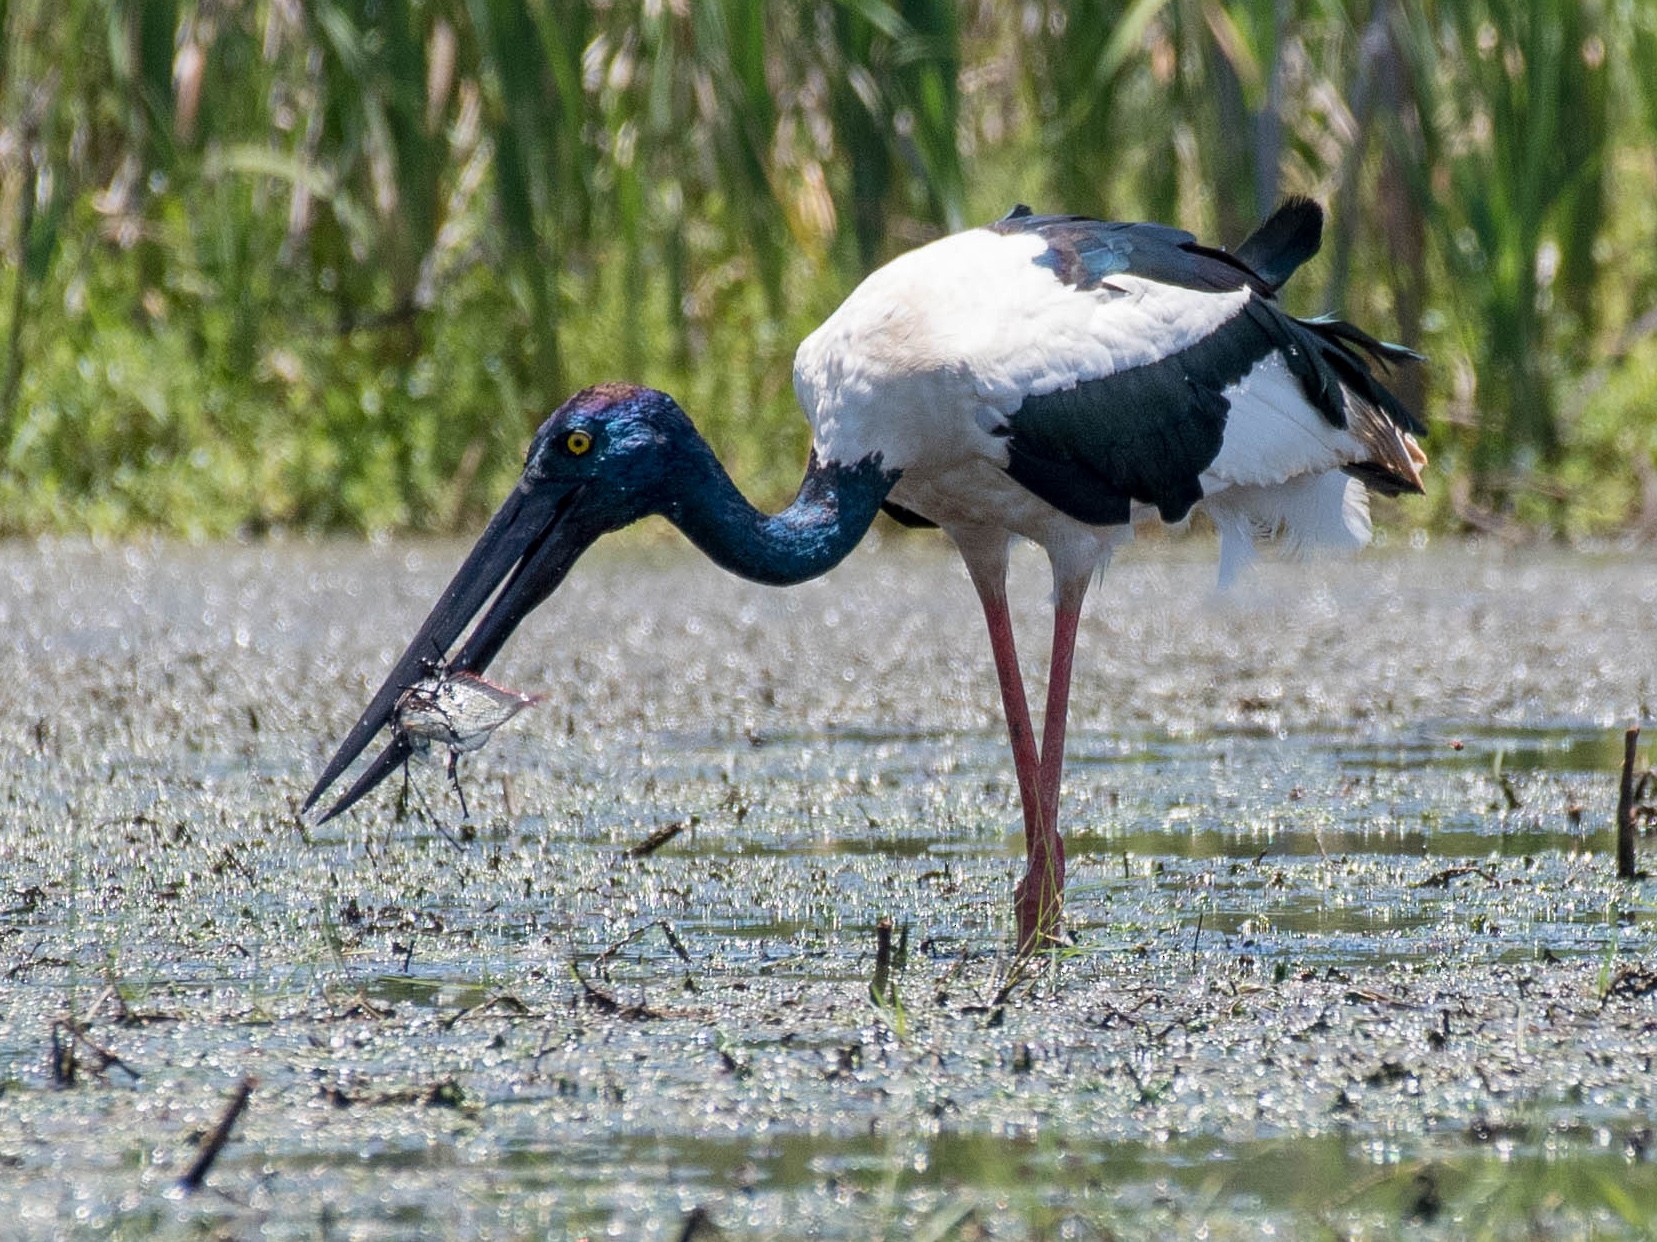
[{"x1": 1, "y1": 534, "x2": 1655, "y2": 1238}]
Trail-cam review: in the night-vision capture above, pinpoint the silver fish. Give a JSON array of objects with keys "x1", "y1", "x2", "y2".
[{"x1": 393, "y1": 671, "x2": 542, "y2": 755}]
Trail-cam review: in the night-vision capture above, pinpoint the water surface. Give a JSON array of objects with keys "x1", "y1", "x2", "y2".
[{"x1": 1, "y1": 536, "x2": 1654, "y2": 1238}]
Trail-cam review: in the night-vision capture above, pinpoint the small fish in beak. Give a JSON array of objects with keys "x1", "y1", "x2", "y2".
[{"x1": 393, "y1": 670, "x2": 542, "y2": 818}]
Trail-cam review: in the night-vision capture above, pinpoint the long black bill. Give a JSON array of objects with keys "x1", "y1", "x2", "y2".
[{"x1": 303, "y1": 479, "x2": 597, "y2": 824}]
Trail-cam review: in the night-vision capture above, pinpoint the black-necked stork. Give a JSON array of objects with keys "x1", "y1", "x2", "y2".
[{"x1": 303, "y1": 197, "x2": 1426, "y2": 953}]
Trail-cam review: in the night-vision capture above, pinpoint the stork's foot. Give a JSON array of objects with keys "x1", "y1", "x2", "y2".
[{"x1": 1013, "y1": 835, "x2": 1067, "y2": 955}]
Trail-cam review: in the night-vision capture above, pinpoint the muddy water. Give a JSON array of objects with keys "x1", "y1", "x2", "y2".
[{"x1": 1, "y1": 534, "x2": 1655, "y2": 1239}]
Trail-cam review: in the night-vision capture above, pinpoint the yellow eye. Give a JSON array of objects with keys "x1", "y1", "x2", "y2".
[{"x1": 565, "y1": 429, "x2": 593, "y2": 456}]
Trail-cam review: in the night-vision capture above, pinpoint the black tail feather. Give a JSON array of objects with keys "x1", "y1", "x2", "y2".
[
  {"x1": 1234, "y1": 197, "x2": 1324, "y2": 291},
  {"x1": 1301, "y1": 313, "x2": 1425, "y2": 368}
]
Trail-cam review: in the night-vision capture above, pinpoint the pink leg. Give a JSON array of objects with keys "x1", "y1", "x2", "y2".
[
  {"x1": 971, "y1": 581, "x2": 1043, "y2": 848},
  {"x1": 1016, "y1": 583, "x2": 1084, "y2": 947},
  {"x1": 967, "y1": 571, "x2": 1063, "y2": 953},
  {"x1": 1038, "y1": 582, "x2": 1087, "y2": 834}
]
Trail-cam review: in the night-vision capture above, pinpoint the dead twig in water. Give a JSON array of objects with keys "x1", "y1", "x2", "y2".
[
  {"x1": 870, "y1": 917, "x2": 894, "y2": 1005},
  {"x1": 1343, "y1": 986, "x2": 1419, "y2": 1010},
  {"x1": 7, "y1": 940, "x2": 72, "y2": 980},
  {"x1": 88, "y1": 981, "x2": 176, "y2": 1028},
  {"x1": 973, "y1": 951, "x2": 1045, "y2": 1028},
  {"x1": 1604, "y1": 965, "x2": 1657, "y2": 1000},
  {"x1": 624, "y1": 817, "x2": 695, "y2": 859},
  {"x1": 49, "y1": 1018, "x2": 140, "y2": 1085},
  {"x1": 590, "y1": 920, "x2": 693, "y2": 970},
  {"x1": 441, "y1": 993, "x2": 531, "y2": 1030},
  {"x1": 678, "y1": 1205, "x2": 723, "y2": 1242},
  {"x1": 1414, "y1": 865, "x2": 1501, "y2": 889},
  {"x1": 866, "y1": 918, "x2": 911, "y2": 1035},
  {"x1": 569, "y1": 960, "x2": 663, "y2": 1020},
  {"x1": 178, "y1": 1077, "x2": 255, "y2": 1194},
  {"x1": 330, "y1": 990, "x2": 396, "y2": 1021},
  {"x1": 49, "y1": 1021, "x2": 75, "y2": 1087},
  {"x1": 1616, "y1": 726, "x2": 1647, "y2": 880}
]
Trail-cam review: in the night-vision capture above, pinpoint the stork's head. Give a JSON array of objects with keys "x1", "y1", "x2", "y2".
[
  {"x1": 521, "y1": 382, "x2": 694, "y2": 503},
  {"x1": 303, "y1": 383, "x2": 692, "y2": 822}
]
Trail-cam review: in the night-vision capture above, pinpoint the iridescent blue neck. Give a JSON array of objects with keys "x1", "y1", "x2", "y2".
[{"x1": 662, "y1": 440, "x2": 898, "y2": 586}]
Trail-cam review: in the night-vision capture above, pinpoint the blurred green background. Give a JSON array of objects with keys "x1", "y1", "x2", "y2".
[{"x1": 1, "y1": 0, "x2": 1654, "y2": 539}]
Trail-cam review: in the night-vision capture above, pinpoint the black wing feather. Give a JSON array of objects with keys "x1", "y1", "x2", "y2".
[{"x1": 1004, "y1": 299, "x2": 1292, "y2": 525}]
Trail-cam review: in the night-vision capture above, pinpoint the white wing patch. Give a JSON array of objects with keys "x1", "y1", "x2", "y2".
[
  {"x1": 1198, "y1": 352, "x2": 1383, "y2": 587},
  {"x1": 794, "y1": 227, "x2": 1252, "y2": 472},
  {"x1": 1201, "y1": 352, "x2": 1366, "y2": 489}
]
